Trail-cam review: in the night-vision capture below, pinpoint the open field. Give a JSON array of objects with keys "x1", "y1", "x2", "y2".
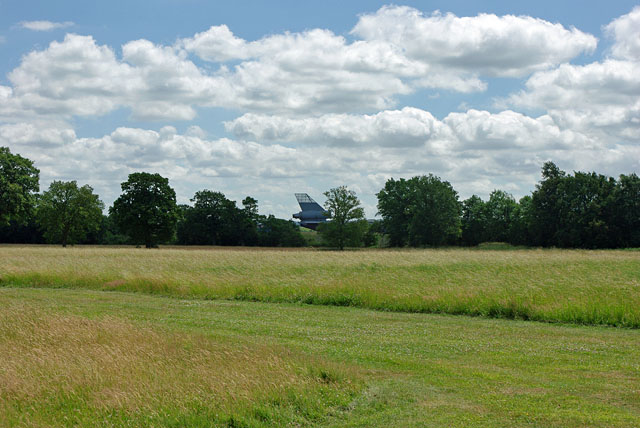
[
  {"x1": 1, "y1": 246, "x2": 639, "y2": 327},
  {"x1": 1, "y1": 287, "x2": 639, "y2": 427}
]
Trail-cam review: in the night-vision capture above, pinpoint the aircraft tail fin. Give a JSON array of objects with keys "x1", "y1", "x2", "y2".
[{"x1": 295, "y1": 193, "x2": 324, "y2": 212}]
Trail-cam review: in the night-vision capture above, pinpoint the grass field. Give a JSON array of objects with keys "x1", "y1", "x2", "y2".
[
  {"x1": 1, "y1": 246, "x2": 639, "y2": 426},
  {"x1": 1, "y1": 246, "x2": 639, "y2": 327},
  {"x1": 1, "y1": 287, "x2": 639, "y2": 427}
]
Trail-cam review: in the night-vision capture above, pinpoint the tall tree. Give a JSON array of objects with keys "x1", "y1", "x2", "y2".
[
  {"x1": 318, "y1": 186, "x2": 365, "y2": 250},
  {"x1": 257, "y1": 215, "x2": 306, "y2": 247},
  {"x1": 378, "y1": 175, "x2": 461, "y2": 247},
  {"x1": 530, "y1": 161, "x2": 565, "y2": 246},
  {"x1": 0, "y1": 147, "x2": 39, "y2": 225},
  {"x1": 376, "y1": 178, "x2": 413, "y2": 247},
  {"x1": 484, "y1": 190, "x2": 518, "y2": 243},
  {"x1": 461, "y1": 195, "x2": 486, "y2": 246},
  {"x1": 611, "y1": 173, "x2": 640, "y2": 248},
  {"x1": 110, "y1": 172, "x2": 178, "y2": 248},
  {"x1": 37, "y1": 181, "x2": 104, "y2": 247},
  {"x1": 406, "y1": 175, "x2": 461, "y2": 246},
  {"x1": 177, "y1": 190, "x2": 257, "y2": 246}
]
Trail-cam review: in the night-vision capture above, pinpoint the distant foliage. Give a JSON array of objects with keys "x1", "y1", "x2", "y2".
[
  {"x1": 317, "y1": 186, "x2": 366, "y2": 250},
  {"x1": 110, "y1": 172, "x2": 179, "y2": 248},
  {"x1": 2, "y1": 153, "x2": 639, "y2": 249},
  {"x1": 37, "y1": 181, "x2": 104, "y2": 247},
  {"x1": 258, "y1": 215, "x2": 306, "y2": 247},
  {"x1": 0, "y1": 147, "x2": 39, "y2": 226},
  {"x1": 377, "y1": 175, "x2": 461, "y2": 247}
]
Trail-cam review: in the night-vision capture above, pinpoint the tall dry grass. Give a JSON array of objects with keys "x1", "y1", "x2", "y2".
[
  {"x1": 1, "y1": 246, "x2": 639, "y2": 327},
  {"x1": 0, "y1": 299, "x2": 360, "y2": 427}
]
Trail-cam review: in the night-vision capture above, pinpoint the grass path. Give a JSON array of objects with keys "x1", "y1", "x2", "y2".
[
  {"x1": 1, "y1": 246, "x2": 639, "y2": 327},
  {"x1": 2, "y1": 287, "x2": 639, "y2": 427}
]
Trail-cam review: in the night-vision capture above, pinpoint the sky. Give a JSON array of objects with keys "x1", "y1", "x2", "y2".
[{"x1": 1, "y1": 1, "x2": 639, "y2": 219}]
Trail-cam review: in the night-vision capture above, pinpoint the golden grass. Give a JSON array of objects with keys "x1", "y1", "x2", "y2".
[
  {"x1": 1, "y1": 245, "x2": 639, "y2": 326},
  {"x1": 0, "y1": 297, "x2": 361, "y2": 427}
]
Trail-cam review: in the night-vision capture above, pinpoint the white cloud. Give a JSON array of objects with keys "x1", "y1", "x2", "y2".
[
  {"x1": 352, "y1": 6, "x2": 597, "y2": 77},
  {"x1": 226, "y1": 107, "x2": 444, "y2": 147},
  {"x1": 7, "y1": 34, "x2": 133, "y2": 117},
  {"x1": 1, "y1": 6, "x2": 602, "y2": 122},
  {"x1": 1, "y1": 6, "x2": 639, "y2": 217},
  {"x1": 605, "y1": 6, "x2": 640, "y2": 61},
  {"x1": 20, "y1": 20, "x2": 74, "y2": 31},
  {"x1": 509, "y1": 59, "x2": 640, "y2": 139},
  {"x1": 504, "y1": 7, "x2": 640, "y2": 143}
]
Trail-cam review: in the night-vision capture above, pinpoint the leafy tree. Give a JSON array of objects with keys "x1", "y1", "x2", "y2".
[
  {"x1": 242, "y1": 196, "x2": 259, "y2": 221},
  {"x1": 257, "y1": 215, "x2": 305, "y2": 247},
  {"x1": 376, "y1": 178, "x2": 413, "y2": 247},
  {"x1": 530, "y1": 161, "x2": 565, "y2": 246},
  {"x1": 461, "y1": 195, "x2": 486, "y2": 246},
  {"x1": 378, "y1": 175, "x2": 461, "y2": 247},
  {"x1": 0, "y1": 147, "x2": 39, "y2": 225},
  {"x1": 508, "y1": 196, "x2": 533, "y2": 246},
  {"x1": 110, "y1": 172, "x2": 178, "y2": 248},
  {"x1": 37, "y1": 181, "x2": 104, "y2": 247},
  {"x1": 484, "y1": 190, "x2": 518, "y2": 243},
  {"x1": 0, "y1": 219, "x2": 43, "y2": 244},
  {"x1": 318, "y1": 186, "x2": 365, "y2": 250},
  {"x1": 177, "y1": 190, "x2": 257, "y2": 246},
  {"x1": 611, "y1": 173, "x2": 640, "y2": 248},
  {"x1": 554, "y1": 171, "x2": 616, "y2": 248},
  {"x1": 406, "y1": 175, "x2": 461, "y2": 246}
]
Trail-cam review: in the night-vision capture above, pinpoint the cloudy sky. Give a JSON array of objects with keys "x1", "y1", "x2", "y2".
[{"x1": 1, "y1": 1, "x2": 639, "y2": 218}]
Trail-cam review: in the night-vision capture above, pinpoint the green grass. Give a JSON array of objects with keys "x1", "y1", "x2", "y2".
[
  {"x1": 1, "y1": 287, "x2": 639, "y2": 427},
  {"x1": 1, "y1": 246, "x2": 639, "y2": 327}
]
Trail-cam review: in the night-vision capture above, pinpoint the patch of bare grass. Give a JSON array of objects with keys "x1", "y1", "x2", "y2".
[{"x1": 0, "y1": 301, "x2": 361, "y2": 427}]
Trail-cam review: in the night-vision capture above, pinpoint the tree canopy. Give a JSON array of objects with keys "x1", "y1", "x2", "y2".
[
  {"x1": 0, "y1": 147, "x2": 39, "y2": 226},
  {"x1": 110, "y1": 172, "x2": 178, "y2": 248},
  {"x1": 37, "y1": 180, "x2": 104, "y2": 247},
  {"x1": 318, "y1": 186, "x2": 366, "y2": 250},
  {"x1": 378, "y1": 175, "x2": 461, "y2": 247}
]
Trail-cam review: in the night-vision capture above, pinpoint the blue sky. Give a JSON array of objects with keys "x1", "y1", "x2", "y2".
[{"x1": 1, "y1": 1, "x2": 639, "y2": 218}]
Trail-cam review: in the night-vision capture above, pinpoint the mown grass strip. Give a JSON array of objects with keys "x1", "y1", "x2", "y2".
[{"x1": 2, "y1": 287, "x2": 640, "y2": 427}]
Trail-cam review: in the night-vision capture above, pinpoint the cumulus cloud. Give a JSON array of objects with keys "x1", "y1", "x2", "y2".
[
  {"x1": 2, "y1": 6, "x2": 639, "y2": 217},
  {"x1": 509, "y1": 60, "x2": 640, "y2": 140},
  {"x1": 352, "y1": 6, "x2": 597, "y2": 77},
  {"x1": 505, "y1": 7, "x2": 640, "y2": 142},
  {"x1": 20, "y1": 20, "x2": 74, "y2": 31},
  {"x1": 2, "y1": 6, "x2": 602, "y2": 122},
  {"x1": 226, "y1": 107, "x2": 444, "y2": 147},
  {"x1": 227, "y1": 108, "x2": 595, "y2": 153},
  {"x1": 605, "y1": 6, "x2": 640, "y2": 60}
]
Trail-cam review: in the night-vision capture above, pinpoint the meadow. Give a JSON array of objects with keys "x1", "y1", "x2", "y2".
[
  {"x1": 1, "y1": 287, "x2": 639, "y2": 427},
  {"x1": 1, "y1": 246, "x2": 639, "y2": 426},
  {"x1": 1, "y1": 245, "x2": 639, "y2": 327}
]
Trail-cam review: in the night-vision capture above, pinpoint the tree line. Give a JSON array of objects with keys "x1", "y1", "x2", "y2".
[
  {"x1": 376, "y1": 162, "x2": 640, "y2": 249},
  {"x1": 1, "y1": 146, "x2": 639, "y2": 248}
]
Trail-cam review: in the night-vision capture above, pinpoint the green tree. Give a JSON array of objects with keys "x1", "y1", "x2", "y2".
[
  {"x1": 110, "y1": 172, "x2": 178, "y2": 248},
  {"x1": 177, "y1": 190, "x2": 257, "y2": 246},
  {"x1": 406, "y1": 175, "x2": 461, "y2": 246},
  {"x1": 318, "y1": 186, "x2": 365, "y2": 250},
  {"x1": 484, "y1": 190, "x2": 518, "y2": 242},
  {"x1": 530, "y1": 161, "x2": 565, "y2": 246},
  {"x1": 611, "y1": 173, "x2": 640, "y2": 248},
  {"x1": 378, "y1": 175, "x2": 461, "y2": 247},
  {"x1": 37, "y1": 180, "x2": 104, "y2": 247},
  {"x1": 376, "y1": 178, "x2": 413, "y2": 247},
  {"x1": 461, "y1": 195, "x2": 486, "y2": 246},
  {"x1": 508, "y1": 195, "x2": 533, "y2": 246},
  {"x1": 0, "y1": 147, "x2": 39, "y2": 225},
  {"x1": 257, "y1": 215, "x2": 306, "y2": 247}
]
